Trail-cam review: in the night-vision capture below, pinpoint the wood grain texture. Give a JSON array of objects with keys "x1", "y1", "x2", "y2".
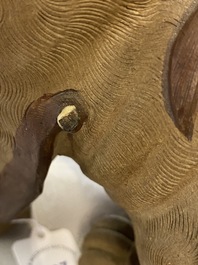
[
  {"x1": 169, "y1": 8, "x2": 198, "y2": 140},
  {"x1": 0, "y1": 90, "x2": 87, "y2": 222},
  {"x1": 1, "y1": 0, "x2": 198, "y2": 265},
  {"x1": 79, "y1": 215, "x2": 136, "y2": 265}
]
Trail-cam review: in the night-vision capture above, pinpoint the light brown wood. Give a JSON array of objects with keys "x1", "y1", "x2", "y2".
[
  {"x1": 1, "y1": 0, "x2": 198, "y2": 264},
  {"x1": 79, "y1": 215, "x2": 136, "y2": 265}
]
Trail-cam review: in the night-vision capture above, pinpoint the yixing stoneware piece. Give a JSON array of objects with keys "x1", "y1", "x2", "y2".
[{"x1": 1, "y1": 1, "x2": 198, "y2": 264}]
